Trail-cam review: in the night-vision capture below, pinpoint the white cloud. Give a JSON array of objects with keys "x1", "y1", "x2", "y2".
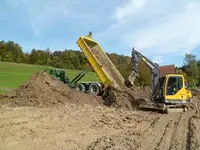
[
  {"x1": 123, "y1": 2, "x2": 200, "y2": 54},
  {"x1": 100, "y1": 0, "x2": 200, "y2": 63},
  {"x1": 114, "y1": 0, "x2": 151, "y2": 22},
  {"x1": 6, "y1": 0, "x2": 70, "y2": 37}
]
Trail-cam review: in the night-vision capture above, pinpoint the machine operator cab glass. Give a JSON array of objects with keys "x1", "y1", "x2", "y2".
[
  {"x1": 157, "y1": 74, "x2": 190, "y2": 103},
  {"x1": 166, "y1": 76, "x2": 183, "y2": 95},
  {"x1": 164, "y1": 74, "x2": 192, "y2": 104}
]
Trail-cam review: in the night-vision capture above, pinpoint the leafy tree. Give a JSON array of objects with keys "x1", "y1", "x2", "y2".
[
  {"x1": 0, "y1": 41, "x2": 6, "y2": 61},
  {"x1": 3, "y1": 52, "x2": 13, "y2": 62},
  {"x1": 4, "y1": 41, "x2": 24, "y2": 63},
  {"x1": 29, "y1": 49, "x2": 38, "y2": 64},
  {"x1": 183, "y1": 53, "x2": 199, "y2": 88}
]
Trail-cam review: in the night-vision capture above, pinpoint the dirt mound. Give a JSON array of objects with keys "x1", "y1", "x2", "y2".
[
  {"x1": 1, "y1": 71, "x2": 150, "y2": 110},
  {"x1": 3, "y1": 72, "x2": 101, "y2": 107},
  {"x1": 103, "y1": 86, "x2": 149, "y2": 110}
]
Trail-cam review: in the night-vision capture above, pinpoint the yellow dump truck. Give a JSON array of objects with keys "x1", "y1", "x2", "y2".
[{"x1": 76, "y1": 32, "x2": 126, "y2": 95}]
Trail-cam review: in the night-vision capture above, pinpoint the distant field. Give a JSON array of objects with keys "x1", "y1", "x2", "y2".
[{"x1": 0, "y1": 62, "x2": 99, "y2": 94}]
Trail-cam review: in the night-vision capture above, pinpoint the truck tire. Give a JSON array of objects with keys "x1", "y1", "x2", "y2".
[
  {"x1": 75, "y1": 83, "x2": 86, "y2": 93},
  {"x1": 88, "y1": 83, "x2": 102, "y2": 96}
]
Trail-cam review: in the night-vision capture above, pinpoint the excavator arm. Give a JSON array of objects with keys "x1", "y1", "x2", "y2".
[{"x1": 126, "y1": 47, "x2": 160, "y2": 99}]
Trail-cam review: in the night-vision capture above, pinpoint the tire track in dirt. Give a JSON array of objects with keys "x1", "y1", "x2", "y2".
[
  {"x1": 187, "y1": 96, "x2": 200, "y2": 150},
  {"x1": 139, "y1": 106, "x2": 196, "y2": 150},
  {"x1": 139, "y1": 114, "x2": 178, "y2": 150},
  {"x1": 155, "y1": 122, "x2": 173, "y2": 150},
  {"x1": 169, "y1": 114, "x2": 182, "y2": 149},
  {"x1": 197, "y1": 98, "x2": 200, "y2": 115},
  {"x1": 142, "y1": 115, "x2": 162, "y2": 133},
  {"x1": 169, "y1": 110, "x2": 194, "y2": 150}
]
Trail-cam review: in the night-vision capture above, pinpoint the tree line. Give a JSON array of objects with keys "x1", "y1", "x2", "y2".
[{"x1": 0, "y1": 40, "x2": 199, "y2": 87}]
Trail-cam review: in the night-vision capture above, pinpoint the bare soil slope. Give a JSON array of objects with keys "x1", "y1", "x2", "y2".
[
  {"x1": 1, "y1": 72, "x2": 101, "y2": 107},
  {"x1": 1, "y1": 72, "x2": 149, "y2": 110},
  {"x1": 103, "y1": 86, "x2": 149, "y2": 110}
]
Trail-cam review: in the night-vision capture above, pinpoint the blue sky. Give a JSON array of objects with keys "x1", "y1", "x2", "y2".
[{"x1": 0, "y1": 0, "x2": 200, "y2": 67}]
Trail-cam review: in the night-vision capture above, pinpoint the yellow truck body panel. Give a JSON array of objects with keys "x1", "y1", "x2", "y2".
[{"x1": 76, "y1": 34, "x2": 126, "y2": 90}]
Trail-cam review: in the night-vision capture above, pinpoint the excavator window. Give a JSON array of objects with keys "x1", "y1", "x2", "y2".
[
  {"x1": 166, "y1": 76, "x2": 183, "y2": 95},
  {"x1": 158, "y1": 76, "x2": 165, "y2": 98}
]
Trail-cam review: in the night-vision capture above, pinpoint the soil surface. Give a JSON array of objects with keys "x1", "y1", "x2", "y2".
[
  {"x1": 1, "y1": 72, "x2": 148, "y2": 110},
  {"x1": 103, "y1": 86, "x2": 149, "y2": 110},
  {"x1": 0, "y1": 95, "x2": 200, "y2": 150},
  {"x1": 0, "y1": 73, "x2": 200, "y2": 150},
  {"x1": 1, "y1": 72, "x2": 102, "y2": 107}
]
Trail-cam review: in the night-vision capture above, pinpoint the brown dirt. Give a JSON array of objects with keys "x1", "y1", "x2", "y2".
[
  {"x1": 189, "y1": 90, "x2": 200, "y2": 150},
  {"x1": 1, "y1": 72, "x2": 101, "y2": 107},
  {"x1": 1, "y1": 72, "x2": 200, "y2": 149},
  {"x1": 103, "y1": 86, "x2": 149, "y2": 110},
  {"x1": 1, "y1": 72, "x2": 149, "y2": 111},
  {"x1": 0, "y1": 92, "x2": 200, "y2": 149}
]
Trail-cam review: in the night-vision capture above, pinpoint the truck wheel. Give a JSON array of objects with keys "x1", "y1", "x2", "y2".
[
  {"x1": 75, "y1": 83, "x2": 86, "y2": 93},
  {"x1": 88, "y1": 83, "x2": 101, "y2": 96}
]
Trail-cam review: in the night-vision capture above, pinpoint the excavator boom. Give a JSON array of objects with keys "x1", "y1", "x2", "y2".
[{"x1": 127, "y1": 47, "x2": 160, "y2": 99}]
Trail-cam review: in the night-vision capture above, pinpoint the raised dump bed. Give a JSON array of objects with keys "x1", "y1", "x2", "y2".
[{"x1": 76, "y1": 33, "x2": 126, "y2": 90}]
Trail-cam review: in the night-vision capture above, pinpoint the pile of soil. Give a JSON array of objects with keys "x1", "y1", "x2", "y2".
[
  {"x1": 103, "y1": 86, "x2": 150, "y2": 110},
  {"x1": 2, "y1": 72, "x2": 101, "y2": 107},
  {"x1": 1, "y1": 71, "x2": 150, "y2": 110}
]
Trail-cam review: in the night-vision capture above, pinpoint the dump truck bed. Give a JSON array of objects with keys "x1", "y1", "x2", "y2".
[{"x1": 77, "y1": 35, "x2": 126, "y2": 90}]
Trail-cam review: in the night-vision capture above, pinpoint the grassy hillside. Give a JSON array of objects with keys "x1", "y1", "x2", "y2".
[{"x1": 0, "y1": 62, "x2": 99, "y2": 94}]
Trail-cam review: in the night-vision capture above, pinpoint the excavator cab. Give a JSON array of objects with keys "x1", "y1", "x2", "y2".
[
  {"x1": 157, "y1": 74, "x2": 192, "y2": 104},
  {"x1": 139, "y1": 74, "x2": 192, "y2": 113},
  {"x1": 163, "y1": 74, "x2": 192, "y2": 104}
]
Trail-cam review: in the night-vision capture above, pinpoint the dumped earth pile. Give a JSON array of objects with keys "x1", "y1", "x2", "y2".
[
  {"x1": 1, "y1": 72, "x2": 150, "y2": 110},
  {"x1": 2, "y1": 72, "x2": 101, "y2": 107},
  {"x1": 103, "y1": 86, "x2": 149, "y2": 110}
]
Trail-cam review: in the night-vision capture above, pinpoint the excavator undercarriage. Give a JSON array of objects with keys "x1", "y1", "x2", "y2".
[{"x1": 139, "y1": 101, "x2": 189, "y2": 113}]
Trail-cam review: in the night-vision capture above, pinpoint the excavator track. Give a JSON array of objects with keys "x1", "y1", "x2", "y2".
[{"x1": 139, "y1": 101, "x2": 188, "y2": 113}]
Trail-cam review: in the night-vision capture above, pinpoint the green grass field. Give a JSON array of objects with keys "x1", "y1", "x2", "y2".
[{"x1": 0, "y1": 61, "x2": 99, "y2": 94}]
